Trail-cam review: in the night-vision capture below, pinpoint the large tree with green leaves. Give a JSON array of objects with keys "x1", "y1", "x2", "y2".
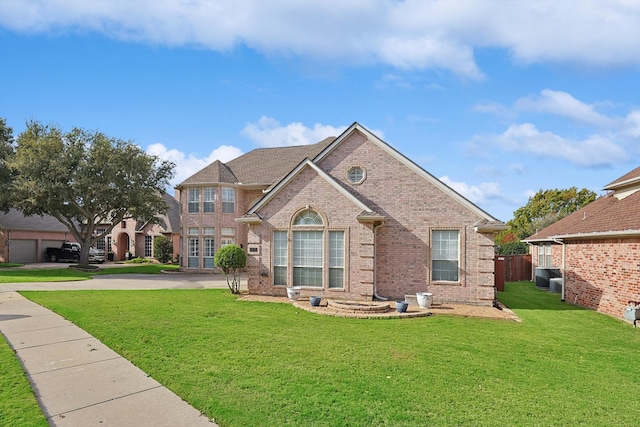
[
  {"x1": 0, "y1": 118, "x2": 15, "y2": 212},
  {"x1": 8, "y1": 120, "x2": 175, "y2": 266},
  {"x1": 507, "y1": 187, "x2": 597, "y2": 240}
]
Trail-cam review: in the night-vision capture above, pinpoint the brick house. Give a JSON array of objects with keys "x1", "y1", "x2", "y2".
[
  {"x1": 523, "y1": 166, "x2": 640, "y2": 321},
  {"x1": 0, "y1": 193, "x2": 180, "y2": 263},
  {"x1": 179, "y1": 122, "x2": 506, "y2": 305}
]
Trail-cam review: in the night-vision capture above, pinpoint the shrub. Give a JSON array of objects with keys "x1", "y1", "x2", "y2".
[
  {"x1": 214, "y1": 245, "x2": 246, "y2": 294},
  {"x1": 153, "y1": 236, "x2": 174, "y2": 264},
  {"x1": 497, "y1": 241, "x2": 529, "y2": 255}
]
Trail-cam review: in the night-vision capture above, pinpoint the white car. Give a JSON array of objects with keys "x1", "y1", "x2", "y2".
[{"x1": 88, "y1": 247, "x2": 106, "y2": 263}]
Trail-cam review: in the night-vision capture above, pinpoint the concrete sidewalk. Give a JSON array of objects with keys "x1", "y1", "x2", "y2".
[{"x1": 0, "y1": 291, "x2": 217, "y2": 426}]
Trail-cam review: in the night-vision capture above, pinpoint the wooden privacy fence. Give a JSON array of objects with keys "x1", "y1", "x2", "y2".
[{"x1": 494, "y1": 254, "x2": 532, "y2": 291}]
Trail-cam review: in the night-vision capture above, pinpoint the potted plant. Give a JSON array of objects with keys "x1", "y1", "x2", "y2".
[
  {"x1": 309, "y1": 295, "x2": 322, "y2": 307},
  {"x1": 416, "y1": 292, "x2": 433, "y2": 309},
  {"x1": 395, "y1": 300, "x2": 409, "y2": 313},
  {"x1": 286, "y1": 286, "x2": 301, "y2": 301}
]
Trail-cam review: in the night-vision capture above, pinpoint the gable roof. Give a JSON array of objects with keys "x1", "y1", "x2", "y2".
[
  {"x1": 524, "y1": 166, "x2": 640, "y2": 242},
  {"x1": 238, "y1": 122, "x2": 505, "y2": 229},
  {"x1": 238, "y1": 158, "x2": 384, "y2": 224},
  {"x1": 314, "y1": 122, "x2": 505, "y2": 225},
  {"x1": 177, "y1": 137, "x2": 335, "y2": 187}
]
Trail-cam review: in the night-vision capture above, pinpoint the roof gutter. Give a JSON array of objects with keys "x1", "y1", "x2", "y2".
[{"x1": 523, "y1": 229, "x2": 640, "y2": 243}]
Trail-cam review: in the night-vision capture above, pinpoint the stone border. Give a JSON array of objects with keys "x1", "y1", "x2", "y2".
[{"x1": 237, "y1": 295, "x2": 521, "y2": 321}]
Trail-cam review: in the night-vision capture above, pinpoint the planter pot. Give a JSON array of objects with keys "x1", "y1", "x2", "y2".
[
  {"x1": 416, "y1": 292, "x2": 433, "y2": 309},
  {"x1": 396, "y1": 300, "x2": 409, "y2": 313},
  {"x1": 309, "y1": 296, "x2": 322, "y2": 307},
  {"x1": 286, "y1": 287, "x2": 301, "y2": 301}
]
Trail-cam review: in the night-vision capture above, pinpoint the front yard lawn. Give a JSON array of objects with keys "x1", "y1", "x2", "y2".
[
  {"x1": 0, "y1": 264, "x2": 179, "y2": 283},
  {"x1": 9, "y1": 282, "x2": 640, "y2": 426}
]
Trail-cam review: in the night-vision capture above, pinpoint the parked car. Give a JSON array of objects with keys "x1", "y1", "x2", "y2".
[{"x1": 46, "y1": 242, "x2": 106, "y2": 263}]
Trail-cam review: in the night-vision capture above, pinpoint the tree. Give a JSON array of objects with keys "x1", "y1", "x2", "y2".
[
  {"x1": 214, "y1": 245, "x2": 246, "y2": 294},
  {"x1": 153, "y1": 235, "x2": 174, "y2": 263},
  {"x1": 0, "y1": 118, "x2": 15, "y2": 212},
  {"x1": 507, "y1": 187, "x2": 597, "y2": 239},
  {"x1": 8, "y1": 121, "x2": 175, "y2": 266}
]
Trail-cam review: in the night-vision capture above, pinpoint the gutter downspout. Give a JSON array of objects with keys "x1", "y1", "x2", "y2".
[
  {"x1": 552, "y1": 238, "x2": 566, "y2": 301},
  {"x1": 526, "y1": 242, "x2": 534, "y2": 281},
  {"x1": 372, "y1": 221, "x2": 388, "y2": 301}
]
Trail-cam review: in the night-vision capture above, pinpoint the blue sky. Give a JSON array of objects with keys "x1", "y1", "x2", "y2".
[{"x1": 1, "y1": 1, "x2": 639, "y2": 222}]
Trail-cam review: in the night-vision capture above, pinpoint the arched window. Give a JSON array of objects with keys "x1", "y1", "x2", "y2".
[
  {"x1": 293, "y1": 209, "x2": 323, "y2": 226},
  {"x1": 273, "y1": 208, "x2": 344, "y2": 289}
]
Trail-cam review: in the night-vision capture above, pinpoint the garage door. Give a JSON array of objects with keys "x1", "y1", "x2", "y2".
[
  {"x1": 9, "y1": 239, "x2": 37, "y2": 263},
  {"x1": 42, "y1": 240, "x2": 65, "y2": 262}
]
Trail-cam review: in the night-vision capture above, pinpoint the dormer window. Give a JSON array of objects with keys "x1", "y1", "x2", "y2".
[{"x1": 347, "y1": 166, "x2": 365, "y2": 184}]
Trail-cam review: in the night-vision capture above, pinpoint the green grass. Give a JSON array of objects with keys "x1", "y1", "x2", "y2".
[
  {"x1": 0, "y1": 264, "x2": 179, "y2": 283},
  {"x1": 12, "y1": 282, "x2": 639, "y2": 426},
  {"x1": 0, "y1": 335, "x2": 48, "y2": 427},
  {"x1": 0, "y1": 263, "x2": 23, "y2": 268}
]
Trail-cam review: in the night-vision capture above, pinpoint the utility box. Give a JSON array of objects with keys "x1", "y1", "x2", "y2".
[
  {"x1": 535, "y1": 267, "x2": 561, "y2": 288},
  {"x1": 624, "y1": 303, "x2": 639, "y2": 327},
  {"x1": 549, "y1": 278, "x2": 563, "y2": 293}
]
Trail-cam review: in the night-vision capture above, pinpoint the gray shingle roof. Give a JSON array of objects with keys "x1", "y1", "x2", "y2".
[
  {"x1": 0, "y1": 209, "x2": 70, "y2": 231},
  {"x1": 177, "y1": 137, "x2": 336, "y2": 187},
  {"x1": 162, "y1": 193, "x2": 181, "y2": 233},
  {"x1": 178, "y1": 160, "x2": 237, "y2": 186}
]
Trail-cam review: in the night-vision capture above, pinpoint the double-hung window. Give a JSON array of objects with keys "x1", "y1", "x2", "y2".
[
  {"x1": 203, "y1": 187, "x2": 215, "y2": 213},
  {"x1": 328, "y1": 231, "x2": 344, "y2": 288},
  {"x1": 273, "y1": 231, "x2": 288, "y2": 286},
  {"x1": 432, "y1": 230, "x2": 459, "y2": 282},
  {"x1": 538, "y1": 243, "x2": 552, "y2": 267},
  {"x1": 222, "y1": 187, "x2": 235, "y2": 213},
  {"x1": 188, "y1": 188, "x2": 200, "y2": 213}
]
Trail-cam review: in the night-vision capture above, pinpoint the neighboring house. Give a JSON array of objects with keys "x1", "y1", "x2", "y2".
[
  {"x1": 0, "y1": 193, "x2": 180, "y2": 263},
  {"x1": 179, "y1": 122, "x2": 506, "y2": 305},
  {"x1": 103, "y1": 193, "x2": 181, "y2": 261},
  {"x1": 523, "y1": 166, "x2": 640, "y2": 321},
  {"x1": 0, "y1": 209, "x2": 75, "y2": 263}
]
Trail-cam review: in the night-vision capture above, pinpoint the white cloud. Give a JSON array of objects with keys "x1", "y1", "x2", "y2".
[
  {"x1": 241, "y1": 116, "x2": 347, "y2": 147},
  {"x1": 515, "y1": 89, "x2": 619, "y2": 128},
  {"x1": 487, "y1": 123, "x2": 627, "y2": 167},
  {"x1": 146, "y1": 142, "x2": 243, "y2": 188},
  {"x1": 439, "y1": 175, "x2": 504, "y2": 205},
  {"x1": 472, "y1": 102, "x2": 517, "y2": 120},
  {"x1": 2, "y1": 0, "x2": 638, "y2": 79},
  {"x1": 624, "y1": 110, "x2": 640, "y2": 138}
]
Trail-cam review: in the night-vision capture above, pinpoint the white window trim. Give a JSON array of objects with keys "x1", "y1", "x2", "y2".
[{"x1": 430, "y1": 227, "x2": 464, "y2": 286}]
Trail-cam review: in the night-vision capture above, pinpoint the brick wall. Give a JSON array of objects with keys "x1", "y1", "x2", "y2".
[
  {"x1": 246, "y1": 130, "x2": 497, "y2": 305},
  {"x1": 179, "y1": 185, "x2": 267, "y2": 271},
  {"x1": 564, "y1": 238, "x2": 640, "y2": 321}
]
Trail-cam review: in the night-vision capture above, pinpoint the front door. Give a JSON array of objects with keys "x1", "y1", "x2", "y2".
[{"x1": 117, "y1": 233, "x2": 130, "y2": 261}]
